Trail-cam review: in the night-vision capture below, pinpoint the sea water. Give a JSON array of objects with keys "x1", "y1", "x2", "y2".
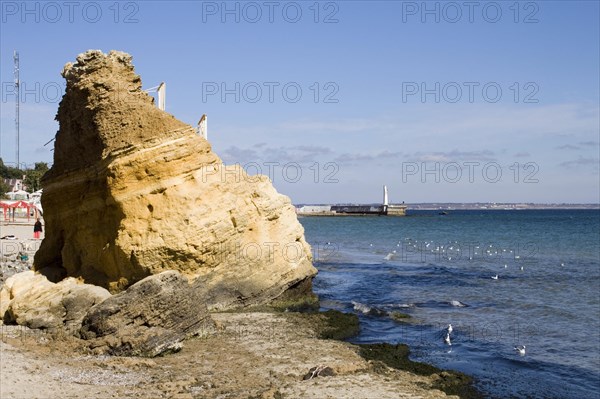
[{"x1": 300, "y1": 210, "x2": 600, "y2": 398}]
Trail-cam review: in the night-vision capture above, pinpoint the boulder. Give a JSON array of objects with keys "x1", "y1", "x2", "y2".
[
  {"x1": 34, "y1": 50, "x2": 317, "y2": 310},
  {"x1": 0, "y1": 271, "x2": 111, "y2": 331},
  {"x1": 80, "y1": 271, "x2": 214, "y2": 357}
]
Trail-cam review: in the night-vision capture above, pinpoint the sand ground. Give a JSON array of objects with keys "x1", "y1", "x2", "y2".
[{"x1": 0, "y1": 221, "x2": 45, "y2": 240}]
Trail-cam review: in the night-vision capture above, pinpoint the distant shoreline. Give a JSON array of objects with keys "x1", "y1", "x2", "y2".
[{"x1": 296, "y1": 203, "x2": 600, "y2": 210}]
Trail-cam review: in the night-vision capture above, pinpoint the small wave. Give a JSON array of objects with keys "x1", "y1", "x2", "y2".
[
  {"x1": 391, "y1": 303, "x2": 415, "y2": 308},
  {"x1": 352, "y1": 301, "x2": 388, "y2": 317},
  {"x1": 352, "y1": 301, "x2": 371, "y2": 313},
  {"x1": 449, "y1": 300, "x2": 468, "y2": 307}
]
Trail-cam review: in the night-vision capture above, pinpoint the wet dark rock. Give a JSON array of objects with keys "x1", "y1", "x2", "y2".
[
  {"x1": 358, "y1": 343, "x2": 483, "y2": 398},
  {"x1": 317, "y1": 310, "x2": 360, "y2": 340}
]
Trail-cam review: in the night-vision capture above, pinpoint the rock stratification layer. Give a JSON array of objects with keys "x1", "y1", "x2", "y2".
[
  {"x1": 35, "y1": 50, "x2": 316, "y2": 309},
  {"x1": 80, "y1": 271, "x2": 214, "y2": 357}
]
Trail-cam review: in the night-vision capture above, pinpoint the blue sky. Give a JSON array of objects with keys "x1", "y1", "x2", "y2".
[{"x1": 1, "y1": 0, "x2": 599, "y2": 204}]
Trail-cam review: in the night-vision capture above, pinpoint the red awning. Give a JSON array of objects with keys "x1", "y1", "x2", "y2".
[{"x1": 0, "y1": 200, "x2": 35, "y2": 209}]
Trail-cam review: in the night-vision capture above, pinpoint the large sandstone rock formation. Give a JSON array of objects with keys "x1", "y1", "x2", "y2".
[
  {"x1": 34, "y1": 50, "x2": 317, "y2": 309},
  {"x1": 80, "y1": 271, "x2": 214, "y2": 357}
]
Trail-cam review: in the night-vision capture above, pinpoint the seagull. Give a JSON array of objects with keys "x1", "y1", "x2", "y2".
[
  {"x1": 491, "y1": 275, "x2": 499, "y2": 280},
  {"x1": 447, "y1": 324, "x2": 453, "y2": 334},
  {"x1": 444, "y1": 333, "x2": 452, "y2": 346},
  {"x1": 514, "y1": 345, "x2": 526, "y2": 356},
  {"x1": 520, "y1": 266, "x2": 524, "y2": 271},
  {"x1": 504, "y1": 264, "x2": 508, "y2": 268}
]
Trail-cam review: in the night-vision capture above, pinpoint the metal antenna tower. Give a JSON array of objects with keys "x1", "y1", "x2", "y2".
[{"x1": 14, "y1": 50, "x2": 20, "y2": 168}]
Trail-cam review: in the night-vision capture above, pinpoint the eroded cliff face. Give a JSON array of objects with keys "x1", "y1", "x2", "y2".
[{"x1": 35, "y1": 50, "x2": 316, "y2": 309}]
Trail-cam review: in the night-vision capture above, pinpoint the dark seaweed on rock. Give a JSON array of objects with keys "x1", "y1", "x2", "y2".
[{"x1": 358, "y1": 343, "x2": 483, "y2": 399}]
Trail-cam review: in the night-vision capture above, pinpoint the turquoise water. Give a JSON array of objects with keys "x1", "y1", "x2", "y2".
[{"x1": 300, "y1": 210, "x2": 600, "y2": 398}]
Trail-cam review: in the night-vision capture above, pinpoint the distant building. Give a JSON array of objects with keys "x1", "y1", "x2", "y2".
[
  {"x1": 296, "y1": 205, "x2": 332, "y2": 214},
  {"x1": 3, "y1": 178, "x2": 23, "y2": 191},
  {"x1": 6, "y1": 189, "x2": 29, "y2": 200},
  {"x1": 29, "y1": 189, "x2": 43, "y2": 204},
  {"x1": 296, "y1": 185, "x2": 407, "y2": 216}
]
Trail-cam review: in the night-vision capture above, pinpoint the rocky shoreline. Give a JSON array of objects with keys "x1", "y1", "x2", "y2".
[
  {"x1": 1, "y1": 224, "x2": 480, "y2": 398},
  {"x1": 1, "y1": 309, "x2": 480, "y2": 399}
]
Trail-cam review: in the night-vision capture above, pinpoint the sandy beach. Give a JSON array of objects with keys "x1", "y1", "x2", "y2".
[{"x1": 0, "y1": 222, "x2": 45, "y2": 241}]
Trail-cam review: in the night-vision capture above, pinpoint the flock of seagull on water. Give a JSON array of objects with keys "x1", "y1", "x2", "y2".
[
  {"x1": 442, "y1": 323, "x2": 526, "y2": 356},
  {"x1": 375, "y1": 238, "x2": 553, "y2": 279},
  {"x1": 366, "y1": 239, "x2": 535, "y2": 357}
]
